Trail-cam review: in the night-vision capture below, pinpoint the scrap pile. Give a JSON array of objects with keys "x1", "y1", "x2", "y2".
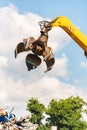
[{"x1": 0, "y1": 107, "x2": 38, "y2": 130}]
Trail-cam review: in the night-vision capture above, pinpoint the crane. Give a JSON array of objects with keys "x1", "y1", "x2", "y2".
[
  {"x1": 50, "y1": 16, "x2": 87, "y2": 57},
  {"x1": 15, "y1": 16, "x2": 87, "y2": 73}
]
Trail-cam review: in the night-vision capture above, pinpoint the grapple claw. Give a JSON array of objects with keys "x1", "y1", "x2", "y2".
[
  {"x1": 44, "y1": 57, "x2": 55, "y2": 73},
  {"x1": 14, "y1": 42, "x2": 25, "y2": 58},
  {"x1": 26, "y1": 54, "x2": 42, "y2": 71}
]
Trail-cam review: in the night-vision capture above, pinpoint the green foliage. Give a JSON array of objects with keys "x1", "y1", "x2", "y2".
[
  {"x1": 37, "y1": 124, "x2": 50, "y2": 130},
  {"x1": 26, "y1": 96, "x2": 87, "y2": 130},
  {"x1": 26, "y1": 97, "x2": 45, "y2": 125},
  {"x1": 46, "y1": 96, "x2": 87, "y2": 129}
]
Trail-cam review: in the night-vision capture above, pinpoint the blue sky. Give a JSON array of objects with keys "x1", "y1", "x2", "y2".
[{"x1": 0, "y1": 0, "x2": 87, "y2": 117}]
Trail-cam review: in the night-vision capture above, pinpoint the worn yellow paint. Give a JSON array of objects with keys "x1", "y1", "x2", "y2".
[{"x1": 51, "y1": 16, "x2": 87, "y2": 52}]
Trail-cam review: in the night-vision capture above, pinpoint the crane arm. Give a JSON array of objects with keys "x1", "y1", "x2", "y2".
[{"x1": 50, "y1": 16, "x2": 87, "y2": 56}]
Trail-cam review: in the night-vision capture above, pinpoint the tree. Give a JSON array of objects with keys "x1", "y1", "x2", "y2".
[
  {"x1": 46, "y1": 96, "x2": 87, "y2": 130},
  {"x1": 26, "y1": 97, "x2": 45, "y2": 125}
]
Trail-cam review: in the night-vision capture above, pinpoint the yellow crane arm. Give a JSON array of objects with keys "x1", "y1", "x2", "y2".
[{"x1": 50, "y1": 16, "x2": 87, "y2": 56}]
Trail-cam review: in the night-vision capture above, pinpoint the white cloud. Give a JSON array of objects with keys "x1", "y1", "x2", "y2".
[
  {"x1": 80, "y1": 61, "x2": 87, "y2": 68},
  {"x1": 0, "y1": 4, "x2": 87, "y2": 117},
  {"x1": 0, "y1": 56, "x2": 8, "y2": 69},
  {"x1": 0, "y1": 73, "x2": 86, "y2": 117},
  {"x1": 48, "y1": 27, "x2": 71, "y2": 52},
  {"x1": 50, "y1": 54, "x2": 69, "y2": 78}
]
